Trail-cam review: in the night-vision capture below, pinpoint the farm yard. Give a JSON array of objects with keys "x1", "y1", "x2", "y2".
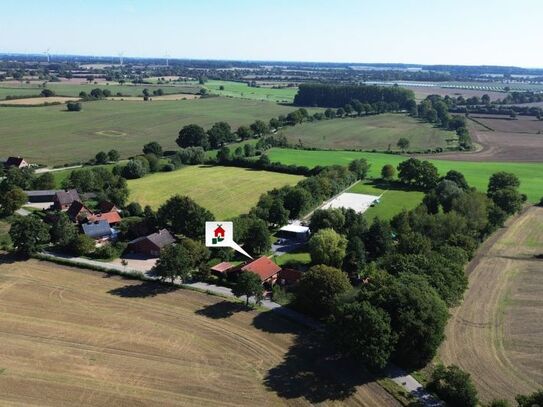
[
  {"x1": 439, "y1": 206, "x2": 543, "y2": 403},
  {"x1": 266, "y1": 148, "x2": 543, "y2": 202},
  {"x1": 127, "y1": 166, "x2": 304, "y2": 219},
  {"x1": 0, "y1": 97, "x2": 297, "y2": 165},
  {"x1": 0, "y1": 259, "x2": 398, "y2": 406},
  {"x1": 279, "y1": 113, "x2": 457, "y2": 152}
]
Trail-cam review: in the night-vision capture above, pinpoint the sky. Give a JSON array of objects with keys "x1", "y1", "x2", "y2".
[{"x1": 1, "y1": 0, "x2": 542, "y2": 68}]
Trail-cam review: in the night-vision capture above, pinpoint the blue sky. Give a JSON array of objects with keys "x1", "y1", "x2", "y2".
[{"x1": 1, "y1": 0, "x2": 541, "y2": 67}]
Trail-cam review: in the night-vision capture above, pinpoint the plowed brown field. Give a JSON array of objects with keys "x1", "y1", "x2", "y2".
[
  {"x1": 439, "y1": 206, "x2": 543, "y2": 403},
  {"x1": 0, "y1": 259, "x2": 397, "y2": 406}
]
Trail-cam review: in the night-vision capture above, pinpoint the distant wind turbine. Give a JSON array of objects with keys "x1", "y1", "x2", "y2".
[
  {"x1": 45, "y1": 48, "x2": 50, "y2": 63},
  {"x1": 164, "y1": 53, "x2": 170, "y2": 67},
  {"x1": 118, "y1": 51, "x2": 124, "y2": 66}
]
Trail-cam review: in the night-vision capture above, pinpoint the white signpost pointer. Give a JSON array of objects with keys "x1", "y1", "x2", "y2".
[{"x1": 205, "y1": 221, "x2": 253, "y2": 260}]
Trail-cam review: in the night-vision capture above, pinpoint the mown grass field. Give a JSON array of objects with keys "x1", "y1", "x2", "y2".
[
  {"x1": 439, "y1": 207, "x2": 543, "y2": 403},
  {"x1": 128, "y1": 166, "x2": 304, "y2": 219},
  {"x1": 267, "y1": 149, "x2": 543, "y2": 202},
  {"x1": 205, "y1": 80, "x2": 297, "y2": 103},
  {"x1": 279, "y1": 114, "x2": 457, "y2": 151},
  {"x1": 348, "y1": 182, "x2": 425, "y2": 221},
  {"x1": 0, "y1": 82, "x2": 200, "y2": 99},
  {"x1": 0, "y1": 98, "x2": 297, "y2": 166},
  {"x1": 0, "y1": 259, "x2": 397, "y2": 406}
]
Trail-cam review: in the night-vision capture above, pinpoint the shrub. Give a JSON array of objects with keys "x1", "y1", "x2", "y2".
[
  {"x1": 428, "y1": 364, "x2": 478, "y2": 407},
  {"x1": 66, "y1": 101, "x2": 82, "y2": 111}
]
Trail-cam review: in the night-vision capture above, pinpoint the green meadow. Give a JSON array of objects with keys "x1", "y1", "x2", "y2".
[
  {"x1": 127, "y1": 165, "x2": 304, "y2": 219},
  {"x1": 0, "y1": 97, "x2": 297, "y2": 166},
  {"x1": 205, "y1": 80, "x2": 297, "y2": 103},
  {"x1": 279, "y1": 114, "x2": 457, "y2": 152},
  {"x1": 267, "y1": 148, "x2": 543, "y2": 202}
]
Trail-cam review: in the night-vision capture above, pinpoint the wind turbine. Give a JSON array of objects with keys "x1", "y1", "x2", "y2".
[
  {"x1": 164, "y1": 53, "x2": 170, "y2": 67},
  {"x1": 118, "y1": 51, "x2": 124, "y2": 66},
  {"x1": 45, "y1": 48, "x2": 50, "y2": 63}
]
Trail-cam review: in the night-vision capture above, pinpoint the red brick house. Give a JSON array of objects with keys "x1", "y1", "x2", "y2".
[
  {"x1": 53, "y1": 189, "x2": 81, "y2": 211},
  {"x1": 87, "y1": 211, "x2": 122, "y2": 226},
  {"x1": 127, "y1": 229, "x2": 176, "y2": 257},
  {"x1": 241, "y1": 256, "x2": 282, "y2": 288}
]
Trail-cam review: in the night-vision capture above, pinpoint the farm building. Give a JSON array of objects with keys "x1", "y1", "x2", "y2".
[
  {"x1": 53, "y1": 189, "x2": 81, "y2": 211},
  {"x1": 4, "y1": 156, "x2": 29, "y2": 169},
  {"x1": 24, "y1": 190, "x2": 60, "y2": 203},
  {"x1": 277, "y1": 268, "x2": 302, "y2": 286},
  {"x1": 81, "y1": 220, "x2": 115, "y2": 241},
  {"x1": 277, "y1": 224, "x2": 310, "y2": 241},
  {"x1": 241, "y1": 256, "x2": 282, "y2": 288},
  {"x1": 67, "y1": 201, "x2": 93, "y2": 222},
  {"x1": 99, "y1": 201, "x2": 120, "y2": 213},
  {"x1": 210, "y1": 261, "x2": 236, "y2": 276},
  {"x1": 87, "y1": 211, "x2": 122, "y2": 226},
  {"x1": 127, "y1": 229, "x2": 176, "y2": 257}
]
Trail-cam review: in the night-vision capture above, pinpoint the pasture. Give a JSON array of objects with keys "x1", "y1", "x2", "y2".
[
  {"x1": 205, "y1": 80, "x2": 297, "y2": 103},
  {"x1": 279, "y1": 114, "x2": 457, "y2": 151},
  {"x1": 439, "y1": 206, "x2": 543, "y2": 403},
  {"x1": 348, "y1": 182, "x2": 425, "y2": 221},
  {"x1": 128, "y1": 166, "x2": 304, "y2": 219},
  {"x1": 0, "y1": 98, "x2": 297, "y2": 166},
  {"x1": 266, "y1": 148, "x2": 543, "y2": 202},
  {"x1": 0, "y1": 259, "x2": 397, "y2": 406}
]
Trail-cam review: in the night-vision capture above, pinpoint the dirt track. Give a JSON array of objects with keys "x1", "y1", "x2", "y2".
[
  {"x1": 0, "y1": 259, "x2": 398, "y2": 406},
  {"x1": 439, "y1": 206, "x2": 543, "y2": 402}
]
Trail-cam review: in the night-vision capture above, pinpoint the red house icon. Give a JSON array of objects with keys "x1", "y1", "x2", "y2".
[{"x1": 212, "y1": 224, "x2": 225, "y2": 244}]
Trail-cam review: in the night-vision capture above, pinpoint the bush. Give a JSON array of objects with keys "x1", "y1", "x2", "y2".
[
  {"x1": 66, "y1": 101, "x2": 82, "y2": 111},
  {"x1": 68, "y1": 234, "x2": 96, "y2": 256},
  {"x1": 428, "y1": 364, "x2": 478, "y2": 407}
]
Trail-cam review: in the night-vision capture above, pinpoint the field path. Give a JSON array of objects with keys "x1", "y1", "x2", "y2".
[{"x1": 439, "y1": 206, "x2": 543, "y2": 402}]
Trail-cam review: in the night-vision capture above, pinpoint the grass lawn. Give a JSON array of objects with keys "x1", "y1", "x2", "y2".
[
  {"x1": 0, "y1": 218, "x2": 12, "y2": 249},
  {"x1": 348, "y1": 181, "x2": 425, "y2": 221},
  {"x1": 267, "y1": 148, "x2": 543, "y2": 202},
  {"x1": 273, "y1": 251, "x2": 311, "y2": 267},
  {"x1": 205, "y1": 80, "x2": 297, "y2": 103},
  {"x1": 127, "y1": 165, "x2": 304, "y2": 219},
  {"x1": 279, "y1": 114, "x2": 457, "y2": 152},
  {"x1": 0, "y1": 97, "x2": 298, "y2": 166}
]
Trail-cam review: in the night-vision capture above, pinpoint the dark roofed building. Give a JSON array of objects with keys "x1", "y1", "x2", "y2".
[
  {"x1": 241, "y1": 256, "x2": 282, "y2": 286},
  {"x1": 99, "y1": 201, "x2": 120, "y2": 213},
  {"x1": 25, "y1": 190, "x2": 60, "y2": 203},
  {"x1": 4, "y1": 156, "x2": 29, "y2": 169},
  {"x1": 82, "y1": 220, "x2": 113, "y2": 240},
  {"x1": 128, "y1": 229, "x2": 176, "y2": 257},
  {"x1": 67, "y1": 201, "x2": 93, "y2": 222},
  {"x1": 53, "y1": 189, "x2": 81, "y2": 211},
  {"x1": 277, "y1": 268, "x2": 302, "y2": 285}
]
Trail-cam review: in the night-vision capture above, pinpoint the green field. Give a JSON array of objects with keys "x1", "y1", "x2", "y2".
[
  {"x1": 267, "y1": 148, "x2": 543, "y2": 202},
  {"x1": 348, "y1": 181, "x2": 425, "y2": 221},
  {"x1": 279, "y1": 114, "x2": 457, "y2": 151},
  {"x1": 0, "y1": 82, "x2": 200, "y2": 99},
  {"x1": 127, "y1": 165, "x2": 304, "y2": 219},
  {"x1": 0, "y1": 98, "x2": 298, "y2": 166},
  {"x1": 205, "y1": 80, "x2": 297, "y2": 103}
]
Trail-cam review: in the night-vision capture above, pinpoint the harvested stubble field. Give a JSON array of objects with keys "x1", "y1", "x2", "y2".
[
  {"x1": 128, "y1": 166, "x2": 304, "y2": 219},
  {"x1": 421, "y1": 114, "x2": 543, "y2": 162},
  {"x1": 0, "y1": 96, "x2": 79, "y2": 106},
  {"x1": 0, "y1": 97, "x2": 297, "y2": 165},
  {"x1": 0, "y1": 258, "x2": 398, "y2": 406},
  {"x1": 439, "y1": 206, "x2": 543, "y2": 403},
  {"x1": 279, "y1": 114, "x2": 457, "y2": 152}
]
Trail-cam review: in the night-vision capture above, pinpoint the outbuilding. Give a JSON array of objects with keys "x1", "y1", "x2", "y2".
[
  {"x1": 277, "y1": 224, "x2": 310, "y2": 241},
  {"x1": 127, "y1": 229, "x2": 176, "y2": 257}
]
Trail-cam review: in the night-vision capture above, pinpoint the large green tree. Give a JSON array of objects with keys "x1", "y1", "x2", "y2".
[
  {"x1": 0, "y1": 187, "x2": 27, "y2": 216},
  {"x1": 232, "y1": 271, "x2": 264, "y2": 306},
  {"x1": 177, "y1": 124, "x2": 209, "y2": 150},
  {"x1": 428, "y1": 364, "x2": 479, "y2": 407},
  {"x1": 153, "y1": 244, "x2": 192, "y2": 284},
  {"x1": 9, "y1": 216, "x2": 51, "y2": 256},
  {"x1": 157, "y1": 195, "x2": 214, "y2": 240},
  {"x1": 50, "y1": 212, "x2": 78, "y2": 247},
  {"x1": 308, "y1": 228, "x2": 348, "y2": 268}
]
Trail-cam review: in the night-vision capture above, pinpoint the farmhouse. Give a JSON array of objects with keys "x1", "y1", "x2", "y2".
[
  {"x1": 127, "y1": 229, "x2": 176, "y2": 257},
  {"x1": 81, "y1": 220, "x2": 115, "y2": 241},
  {"x1": 99, "y1": 201, "x2": 120, "y2": 213},
  {"x1": 53, "y1": 189, "x2": 81, "y2": 211},
  {"x1": 4, "y1": 156, "x2": 29, "y2": 169},
  {"x1": 241, "y1": 256, "x2": 282, "y2": 288},
  {"x1": 67, "y1": 201, "x2": 93, "y2": 222},
  {"x1": 277, "y1": 268, "x2": 302, "y2": 285},
  {"x1": 87, "y1": 211, "x2": 122, "y2": 226}
]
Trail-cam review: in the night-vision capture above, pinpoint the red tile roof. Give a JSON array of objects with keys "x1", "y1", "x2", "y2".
[
  {"x1": 241, "y1": 256, "x2": 281, "y2": 282},
  {"x1": 210, "y1": 261, "x2": 235, "y2": 273},
  {"x1": 88, "y1": 211, "x2": 122, "y2": 225}
]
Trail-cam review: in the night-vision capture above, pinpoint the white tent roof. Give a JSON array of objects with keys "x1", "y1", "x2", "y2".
[{"x1": 279, "y1": 224, "x2": 310, "y2": 234}]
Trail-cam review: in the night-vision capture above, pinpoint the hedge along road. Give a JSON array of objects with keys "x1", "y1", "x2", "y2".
[{"x1": 266, "y1": 148, "x2": 543, "y2": 202}]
